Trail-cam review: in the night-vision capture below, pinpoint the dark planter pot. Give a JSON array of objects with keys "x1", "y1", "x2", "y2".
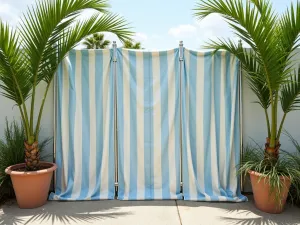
[
  {"x1": 249, "y1": 170, "x2": 291, "y2": 214},
  {"x1": 5, "y1": 162, "x2": 57, "y2": 209}
]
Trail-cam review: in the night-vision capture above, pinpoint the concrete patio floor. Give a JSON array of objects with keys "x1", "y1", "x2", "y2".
[{"x1": 0, "y1": 196, "x2": 299, "y2": 225}]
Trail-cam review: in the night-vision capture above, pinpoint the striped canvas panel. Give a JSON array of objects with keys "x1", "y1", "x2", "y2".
[
  {"x1": 116, "y1": 48, "x2": 181, "y2": 200},
  {"x1": 50, "y1": 49, "x2": 115, "y2": 200},
  {"x1": 182, "y1": 49, "x2": 247, "y2": 202}
]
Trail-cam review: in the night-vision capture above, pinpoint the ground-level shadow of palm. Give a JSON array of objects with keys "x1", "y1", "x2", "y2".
[
  {"x1": 177, "y1": 196, "x2": 300, "y2": 225},
  {"x1": 0, "y1": 200, "x2": 131, "y2": 225}
]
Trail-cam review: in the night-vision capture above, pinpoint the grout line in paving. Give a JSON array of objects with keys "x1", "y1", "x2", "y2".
[{"x1": 175, "y1": 200, "x2": 183, "y2": 225}]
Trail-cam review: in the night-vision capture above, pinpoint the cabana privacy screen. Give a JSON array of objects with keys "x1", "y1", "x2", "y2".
[{"x1": 50, "y1": 43, "x2": 246, "y2": 202}]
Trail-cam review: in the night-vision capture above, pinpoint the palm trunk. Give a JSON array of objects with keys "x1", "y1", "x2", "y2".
[
  {"x1": 265, "y1": 137, "x2": 280, "y2": 160},
  {"x1": 24, "y1": 141, "x2": 40, "y2": 171}
]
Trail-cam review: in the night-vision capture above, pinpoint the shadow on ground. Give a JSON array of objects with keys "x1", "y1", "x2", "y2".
[
  {"x1": 1, "y1": 196, "x2": 299, "y2": 225},
  {"x1": 177, "y1": 196, "x2": 300, "y2": 225},
  {"x1": 0, "y1": 200, "x2": 178, "y2": 225},
  {"x1": 0, "y1": 200, "x2": 130, "y2": 225}
]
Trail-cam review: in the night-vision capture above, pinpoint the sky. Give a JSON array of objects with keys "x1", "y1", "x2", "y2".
[{"x1": 0, "y1": 0, "x2": 298, "y2": 50}]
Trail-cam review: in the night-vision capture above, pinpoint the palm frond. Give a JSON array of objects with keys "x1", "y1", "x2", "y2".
[
  {"x1": 278, "y1": 1, "x2": 300, "y2": 61},
  {"x1": 204, "y1": 38, "x2": 271, "y2": 109},
  {"x1": 0, "y1": 21, "x2": 31, "y2": 105},
  {"x1": 42, "y1": 12, "x2": 132, "y2": 85},
  {"x1": 194, "y1": 0, "x2": 285, "y2": 92},
  {"x1": 280, "y1": 68, "x2": 300, "y2": 113}
]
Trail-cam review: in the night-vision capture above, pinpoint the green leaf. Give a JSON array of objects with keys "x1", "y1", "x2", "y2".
[{"x1": 280, "y1": 68, "x2": 300, "y2": 113}]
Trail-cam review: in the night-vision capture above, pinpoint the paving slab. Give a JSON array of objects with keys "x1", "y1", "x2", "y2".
[
  {"x1": 177, "y1": 198, "x2": 300, "y2": 225},
  {"x1": 0, "y1": 200, "x2": 181, "y2": 225},
  {"x1": 1, "y1": 197, "x2": 300, "y2": 225}
]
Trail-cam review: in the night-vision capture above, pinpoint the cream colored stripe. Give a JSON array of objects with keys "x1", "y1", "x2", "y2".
[
  {"x1": 152, "y1": 51, "x2": 162, "y2": 199},
  {"x1": 184, "y1": 49, "x2": 197, "y2": 199},
  {"x1": 136, "y1": 51, "x2": 145, "y2": 199},
  {"x1": 210, "y1": 54, "x2": 221, "y2": 198},
  {"x1": 196, "y1": 52, "x2": 210, "y2": 200},
  {"x1": 229, "y1": 55, "x2": 238, "y2": 195},
  {"x1": 72, "y1": 51, "x2": 83, "y2": 198},
  {"x1": 167, "y1": 50, "x2": 176, "y2": 197},
  {"x1": 61, "y1": 55, "x2": 69, "y2": 194},
  {"x1": 100, "y1": 50, "x2": 112, "y2": 198},
  {"x1": 122, "y1": 49, "x2": 131, "y2": 199},
  {"x1": 87, "y1": 50, "x2": 96, "y2": 199}
]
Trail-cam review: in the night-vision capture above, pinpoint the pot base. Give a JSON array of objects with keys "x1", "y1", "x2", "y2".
[
  {"x1": 249, "y1": 170, "x2": 291, "y2": 214},
  {"x1": 5, "y1": 162, "x2": 57, "y2": 209}
]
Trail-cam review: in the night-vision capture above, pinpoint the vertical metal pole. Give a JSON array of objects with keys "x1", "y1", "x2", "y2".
[
  {"x1": 113, "y1": 41, "x2": 118, "y2": 195},
  {"x1": 179, "y1": 41, "x2": 184, "y2": 192},
  {"x1": 238, "y1": 39, "x2": 244, "y2": 192}
]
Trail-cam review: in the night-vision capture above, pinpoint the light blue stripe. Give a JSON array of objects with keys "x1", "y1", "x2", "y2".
[
  {"x1": 92, "y1": 51, "x2": 104, "y2": 199},
  {"x1": 149, "y1": 53, "x2": 154, "y2": 200},
  {"x1": 182, "y1": 49, "x2": 187, "y2": 199},
  {"x1": 129, "y1": 51, "x2": 138, "y2": 199},
  {"x1": 77, "y1": 50, "x2": 90, "y2": 200},
  {"x1": 182, "y1": 49, "x2": 190, "y2": 199},
  {"x1": 188, "y1": 50, "x2": 198, "y2": 193},
  {"x1": 225, "y1": 52, "x2": 233, "y2": 195},
  {"x1": 117, "y1": 48, "x2": 125, "y2": 199},
  {"x1": 51, "y1": 62, "x2": 63, "y2": 199},
  {"x1": 108, "y1": 49, "x2": 115, "y2": 199},
  {"x1": 233, "y1": 57, "x2": 245, "y2": 200},
  {"x1": 214, "y1": 52, "x2": 227, "y2": 197},
  {"x1": 143, "y1": 52, "x2": 152, "y2": 199},
  {"x1": 159, "y1": 51, "x2": 170, "y2": 199},
  {"x1": 174, "y1": 49, "x2": 181, "y2": 199},
  {"x1": 203, "y1": 52, "x2": 213, "y2": 197}
]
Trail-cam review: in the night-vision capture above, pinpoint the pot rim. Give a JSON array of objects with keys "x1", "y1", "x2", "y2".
[
  {"x1": 5, "y1": 162, "x2": 57, "y2": 176},
  {"x1": 248, "y1": 170, "x2": 290, "y2": 181}
]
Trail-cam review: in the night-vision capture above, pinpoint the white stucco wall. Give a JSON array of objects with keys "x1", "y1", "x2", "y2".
[
  {"x1": 0, "y1": 82, "x2": 54, "y2": 161},
  {"x1": 242, "y1": 49, "x2": 300, "y2": 152}
]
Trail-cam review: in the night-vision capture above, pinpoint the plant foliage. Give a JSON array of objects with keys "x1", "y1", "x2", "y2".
[
  {"x1": 0, "y1": 119, "x2": 51, "y2": 201},
  {"x1": 194, "y1": 0, "x2": 300, "y2": 152},
  {"x1": 0, "y1": 0, "x2": 132, "y2": 152},
  {"x1": 123, "y1": 40, "x2": 142, "y2": 49},
  {"x1": 282, "y1": 131, "x2": 300, "y2": 206},
  {"x1": 83, "y1": 33, "x2": 111, "y2": 49},
  {"x1": 239, "y1": 143, "x2": 300, "y2": 205}
]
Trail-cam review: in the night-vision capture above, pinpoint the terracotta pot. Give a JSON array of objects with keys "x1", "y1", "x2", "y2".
[
  {"x1": 5, "y1": 162, "x2": 57, "y2": 209},
  {"x1": 249, "y1": 170, "x2": 291, "y2": 214}
]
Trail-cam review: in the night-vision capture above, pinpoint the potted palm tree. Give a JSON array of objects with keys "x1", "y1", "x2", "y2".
[
  {"x1": 0, "y1": 0, "x2": 132, "y2": 209},
  {"x1": 194, "y1": 0, "x2": 300, "y2": 213}
]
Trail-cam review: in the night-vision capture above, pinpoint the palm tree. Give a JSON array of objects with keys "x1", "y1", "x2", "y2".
[
  {"x1": 0, "y1": 0, "x2": 132, "y2": 171},
  {"x1": 83, "y1": 33, "x2": 111, "y2": 49},
  {"x1": 194, "y1": 0, "x2": 300, "y2": 160},
  {"x1": 123, "y1": 40, "x2": 142, "y2": 49},
  {"x1": 194, "y1": 0, "x2": 300, "y2": 211}
]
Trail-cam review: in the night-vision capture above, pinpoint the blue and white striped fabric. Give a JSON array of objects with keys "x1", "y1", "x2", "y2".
[
  {"x1": 181, "y1": 49, "x2": 246, "y2": 202},
  {"x1": 116, "y1": 48, "x2": 181, "y2": 200},
  {"x1": 50, "y1": 49, "x2": 115, "y2": 200}
]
